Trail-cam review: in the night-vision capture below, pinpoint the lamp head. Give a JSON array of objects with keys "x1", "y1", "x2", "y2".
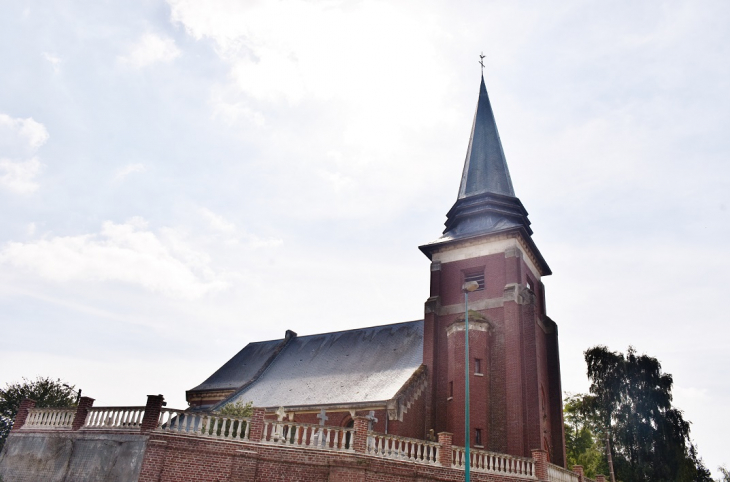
[{"x1": 462, "y1": 281, "x2": 479, "y2": 292}]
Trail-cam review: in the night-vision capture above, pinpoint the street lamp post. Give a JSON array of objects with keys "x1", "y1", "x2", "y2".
[
  {"x1": 63, "y1": 384, "x2": 82, "y2": 404},
  {"x1": 462, "y1": 281, "x2": 479, "y2": 482}
]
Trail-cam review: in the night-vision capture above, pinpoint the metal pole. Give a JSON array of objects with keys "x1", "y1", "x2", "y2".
[
  {"x1": 606, "y1": 428, "x2": 616, "y2": 482},
  {"x1": 465, "y1": 291, "x2": 470, "y2": 482}
]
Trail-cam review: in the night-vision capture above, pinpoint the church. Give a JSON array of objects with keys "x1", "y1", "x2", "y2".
[{"x1": 186, "y1": 74, "x2": 566, "y2": 466}]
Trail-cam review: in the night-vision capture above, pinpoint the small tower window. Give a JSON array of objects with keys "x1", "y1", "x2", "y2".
[
  {"x1": 475, "y1": 428, "x2": 483, "y2": 446},
  {"x1": 474, "y1": 358, "x2": 482, "y2": 374},
  {"x1": 464, "y1": 272, "x2": 485, "y2": 291}
]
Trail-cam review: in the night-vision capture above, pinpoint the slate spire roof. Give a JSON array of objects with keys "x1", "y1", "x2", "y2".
[
  {"x1": 458, "y1": 75, "x2": 515, "y2": 199},
  {"x1": 420, "y1": 74, "x2": 551, "y2": 275}
]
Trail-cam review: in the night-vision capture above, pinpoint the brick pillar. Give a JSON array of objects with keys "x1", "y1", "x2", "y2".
[
  {"x1": 71, "y1": 396, "x2": 95, "y2": 431},
  {"x1": 140, "y1": 394, "x2": 165, "y2": 432},
  {"x1": 437, "y1": 432, "x2": 453, "y2": 467},
  {"x1": 531, "y1": 449, "x2": 548, "y2": 481},
  {"x1": 11, "y1": 399, "x2": 36, "y2": 432},
  {"x1": 248, "y1": 408, "x2": 266, "y2": 442},
  {"x1": 595, "y1": 476, "x2": 606, "y2": 482},
  {"x1": 572, "y1": 465, "x2": 584, "y2": 482},
  {"x1": 352, "y1": 416, "x2": 369, "y2": 453}
]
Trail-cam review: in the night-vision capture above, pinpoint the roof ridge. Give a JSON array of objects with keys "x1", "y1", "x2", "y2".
[
  {"x1": 252, "y1": 319, "x2": 424, "y2": 343},
  {"x1": 211, "y1": 330, "x2": 298, "y2": 410}
]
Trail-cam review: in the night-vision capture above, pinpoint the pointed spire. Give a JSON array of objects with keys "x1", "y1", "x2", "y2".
[
  {"x1": 419, "y1": 74, "x2": 551, "y2": 275},
  {"x1": 458, "y1": 75, "x2": 514, "y2": 199}
]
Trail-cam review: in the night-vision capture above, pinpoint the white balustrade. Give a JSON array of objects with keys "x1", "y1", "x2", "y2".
[
  {"x1": 547, "y1": 463, "x2": 580, "y2": 482},
  {"x1": 22, "y1": 408, "x2": 75, "y2": 429},
  {"x1": 83, "y1": 406, "x2": 145, "y2": 430},
  {"x1": 156, "y1": 409, "x2": 250, "y2": 442},
  {"x1": 261, "y1": 421, "x2": 353, "y2": 451},
  {"x1": 452, "y1": 446, "x2": 535, "y2": 478},
  {"x1": 366, "y1": 433, "x2": 440, "y2": 465}
]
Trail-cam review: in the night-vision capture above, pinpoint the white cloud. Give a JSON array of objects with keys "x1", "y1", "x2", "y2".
[
  {"x1": 198, "y1": 207, "x2": 236, "y2": 233},
  {"x1": 43, "y1": 52, "x2": 62, "y2": 73},
  {"x1": 243, "y1": 233, "x2": 283, "y2": 249},
  {"x1": 674, "y1": 386, "x2": 709, "y2": 402},
  {"x1": 120, "y1": 33, "x2": 181, "y2": 69},
  {"x1": 197, "y1": 207, "x2": 283, "y2": 248},
  {"x1": 0, "y1": 114, "x2": 49, "y2": 155},
  {"x1": 168, "y1": 0, "x2": 449, "y2": 108},
  {"x1": 0, "y1": 158, "x2": 43, "y2": 194},
  {"x1": 166, "y1": 0, "x2": 459, "y2": 221},
  {"x1": 318, "y1": 170, "x2": 354, "y2": 192},
  {"x1": 114, "y1": 162, "x2": 147, "y2": 181},
  {"x1": 0, "y1": 114, "x2": 49, "y2": 194},
  {"x1": 0, "y1": 219, "x2": 227, "y2": 299}
]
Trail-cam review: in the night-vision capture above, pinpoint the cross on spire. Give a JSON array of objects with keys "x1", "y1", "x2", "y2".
[{"x1": 479, "y1": 52, "x2": 485, "y2": 75}]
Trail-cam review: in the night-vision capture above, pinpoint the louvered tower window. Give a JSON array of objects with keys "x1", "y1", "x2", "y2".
[{"x1": 464, "y1": 272, "x2": 485, "y2": 291}]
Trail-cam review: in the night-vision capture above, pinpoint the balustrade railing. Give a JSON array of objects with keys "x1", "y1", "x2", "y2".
[
  {"x1": 22, "y1": 408, "x2": 76, "y2": 430},
  {"x1": 452, "y1": 446, "x2": 535, "y2": 477},
  {"x1": 155, "y1": 409, "x2": 250, "y2": 441},
  {"x1": 261, "y1": 421, "x2": 353, "y2": 451},
  {"x1": 366, "y1": 433, "x2": 439, "y2": 465},
  {"x1": 83, "y1": 406, "x2": 145, "y2": 430},
  {"x1": 547, "y1": 463, "x2": 580, "y2": 482},
  {"x1": 17, "y1": 403, "x2": 558, "y2": 482}
]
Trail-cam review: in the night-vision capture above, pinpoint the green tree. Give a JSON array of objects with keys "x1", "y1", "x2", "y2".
[
  {"x1": 718, "y1": 465, "x2": 730, "y2": 482},
  {"x1": 199, "y1": 400, "x2": 253, "y2": 437},
  {"x1": 564, "y1": 393, "x2": 605, "y2": 478},
  {"x1": 0, "y1": 377, "x2": 78, "y2": 451},
  {"x1": 218, "y1": 400, "x2": 253, "y2": 418},
  {"x1": 584, "y1": 346, "x2": 712, "y2": 482}
]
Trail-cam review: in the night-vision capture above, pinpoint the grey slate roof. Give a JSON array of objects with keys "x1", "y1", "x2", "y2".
[
  {"x1": 207, "y1": 320, "x2": 424, "y2": 410},
  {"x1": 190, "y1": 337, "x2": 287, "y2": 392}
]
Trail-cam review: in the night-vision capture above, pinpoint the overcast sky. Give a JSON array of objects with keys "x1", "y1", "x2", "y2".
[{"x1": 1, "y1": 0, "x2": 728, "y2": 475}]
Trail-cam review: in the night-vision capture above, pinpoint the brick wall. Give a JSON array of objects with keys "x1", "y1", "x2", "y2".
[
  {"x1": 137, "y1": 432, "x2": 551, "y2": 482},
  {"x1": 424, "y1": 235, "x2": 567, "y2": 464}
]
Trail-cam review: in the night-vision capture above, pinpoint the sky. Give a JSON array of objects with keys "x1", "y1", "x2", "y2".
[{"x1": 1, "y1": 0, "x2": 728, "y2": 475}]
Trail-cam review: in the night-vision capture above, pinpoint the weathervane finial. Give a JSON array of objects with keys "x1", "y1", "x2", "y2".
[{"x1": 479, "y1": 52, "x2": 485, "y2": 75}]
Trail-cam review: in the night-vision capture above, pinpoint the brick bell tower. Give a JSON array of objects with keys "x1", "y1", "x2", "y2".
[{"x1": 419, "y1": 75, "x2": 566, "y2": 465}]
